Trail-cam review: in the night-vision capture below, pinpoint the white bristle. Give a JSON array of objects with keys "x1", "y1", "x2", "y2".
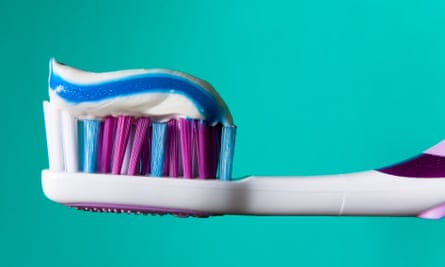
[
  {"x1": 120, "y1": 126, "x2": 135, "y2": 174},
  {"x1": 43, "y1": 101, "x2": 65, "y2": 171},
  {"x1": 61, "y1": 110, "x2": 79, "y2": 172}
]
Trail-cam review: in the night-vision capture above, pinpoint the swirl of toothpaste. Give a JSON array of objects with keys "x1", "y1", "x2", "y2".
[{"x1": 48, "y1": 59, "x2": 233, "y2": 125}]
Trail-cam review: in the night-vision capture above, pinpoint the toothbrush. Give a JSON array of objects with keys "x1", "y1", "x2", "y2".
[{"x1": 42, "y1": 59, "x2": 445, "y2": 219}]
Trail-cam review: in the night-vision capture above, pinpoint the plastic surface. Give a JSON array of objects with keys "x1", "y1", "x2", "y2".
[{"x1": 42, "y1": 169, "x2": 445, "y2": 218}]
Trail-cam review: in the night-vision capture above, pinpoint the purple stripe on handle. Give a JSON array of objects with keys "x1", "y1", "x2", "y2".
[
  {"x1": 379, "y1": 153, "x2": 445, "y2": 178},
  {"x1": 424, "y1": 139, "x2": 445, "y2": 157},
  {"x1": 179, "y1": 118, "x2": 193, "y2": 178},
  {"x1": 127, "y1": 117, "x2": 150, "y2": 175},
  {"x1": 112, "y1": 116, "x2": 132, "y2": 174},
  {"x1": 98, "y1": 116, "x2": 116, "y2": 173}
]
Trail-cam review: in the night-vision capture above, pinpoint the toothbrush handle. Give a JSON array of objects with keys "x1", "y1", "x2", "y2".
[
  {"x1": 42, "y1": 170, "x2": 445, "y2": 218},
  {"x1": 240, "y1": 171, "x2": 445, "y2": 218}
]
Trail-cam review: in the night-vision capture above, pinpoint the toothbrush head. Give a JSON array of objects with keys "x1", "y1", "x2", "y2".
[
  {"x1": 44, "y1": 59, "x2": 236, "y2": 179},
  {"x1": 42, "y1": 59, "x2": 237, "y2": 216}
]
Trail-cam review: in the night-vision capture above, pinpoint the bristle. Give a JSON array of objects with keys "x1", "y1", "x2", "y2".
[
  {"x1": 43, "y1": 102, "x2": 65, "y2": 171},
  {"x1": 98, "y1": 116, "x2": 116, "y2": 173},
  {"x1": 179, "y1": 118, "x2": 193, "y2": 178},
  {"x1": 218, "y1": 125, "x2": 236, "y2": 180},
  {"x1": 191, "y1": 120, "x2": 199, "y2": 177},
  {"x1": 197, "y1": 120, "x2": 210, "y2": 178},
  {"x1": 82, "y1": 119, "x2": 100, "y2": 173},
  {"x1": 61, "y1": 110, "x2": 79, "y2": 172},
  {"x1": 140, "y1": 125, "x2": 152, "y2": 175},
  {"x1": 209, "y1": 124, "x2": 222, "y2": 178},
  {"x1": 151, "y1": 122, "x2": 168, "y2": 177},
  {"x1": 120, "y1": 126, "x2": 135, "y2": 174},
  {"x1": 78, "y1": 120, "x2": 84, "y2": 171},
  {"x1": 111, "y1": 116, "x2": 132, "y2": 174},
  {"x1": 167, "y1": 120, "x2": 179, "y2": 177},
  {"x1": 95, "y1": 120, "x2": 104, "y2": 172},
  {"x1": 162, "y1": 122, "x2": 171, "y2": 177},
  {"x1": 127, "y1": 117, "x2": 150, "y2": 175}
]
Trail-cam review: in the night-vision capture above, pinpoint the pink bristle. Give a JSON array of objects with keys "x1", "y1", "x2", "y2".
[
  {"x1": 209, "y1": 124, "x2": 222, "y2": 178},
  {"x1": 197, "y1": 121, "x2": 210, "y2": 179},
  {"x1": 192, "y1": 120, "x2": 198, "y2": 178},
  {"x1": 112, "y1": 116, "x2": 132, "y2": 174},
  {"x1": 179, "y1": 118, "x2": 193, "y2": 178},
  {"x1": 162, "y1": 120, "x2": 171, "y2": 176},
  {"x1": 140, "y1": 123, "x2": 152, "y2": 175},
  {"x1": 95, "y1": 120, "x2": 104, "y2": 172},
  {"x1": 99, "y1": 116, "x2": 116, "y2": 173},
  {"x1": 120, "y1": 122, "x2": 135, "y2": 174},
  {"x1": 127, "y1": 117, "x2": 150, "y2": 175},
  {"x1": 168, "y1": 120, "x2": 179, "y2": 177}
]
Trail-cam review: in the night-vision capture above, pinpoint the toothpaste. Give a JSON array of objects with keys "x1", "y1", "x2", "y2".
[{"x1": 48, "y1": 59, "x2": 233, "y2": 125}]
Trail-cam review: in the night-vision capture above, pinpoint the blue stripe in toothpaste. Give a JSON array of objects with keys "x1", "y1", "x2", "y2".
[{"x1": 49, "y1": 58, "x2": 233, "y2": 125}]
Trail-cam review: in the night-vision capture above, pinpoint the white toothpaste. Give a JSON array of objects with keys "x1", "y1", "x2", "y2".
[{"x1": 49, "y1": 59, "x2": 233, "y2": 125}]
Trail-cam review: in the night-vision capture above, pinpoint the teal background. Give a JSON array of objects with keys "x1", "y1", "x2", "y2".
[{"x1": 2, "y1": 0, "x2": 445, "y2": 266}]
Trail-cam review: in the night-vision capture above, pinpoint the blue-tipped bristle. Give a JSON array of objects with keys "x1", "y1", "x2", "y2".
[
  {"x1": 82, "y1": 120, "x2": 100, "y2": 173},
  {"x1": 218, "y1": 125, "x2": 236, "y2": 180},
  {"x1": 151, "y1": 122, "x2": 168, "y2": 177}
]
